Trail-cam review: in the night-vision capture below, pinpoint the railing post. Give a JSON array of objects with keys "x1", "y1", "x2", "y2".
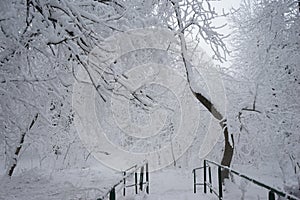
[
  {"x1": 109, "y1": 187, "x2": 116, "y2": 200},
  {"x1": 146, "y1": 162, "x2": 149, "y2": 194},
  {"x1": 135, "y1": 172, "x2": 138, "y2": 194},
  {"x1": 194, "y1": 160, "x2": 298, "y2": 200},
  {"x1": 209, "y1": 166, "x2": 212, "y2": 193},
  {"x1": 193, "y1": 169, "x2": 196, "y2": 193},
  {"x1": 204, "y1": 160, "x2": 207, "y2": 194},
  {"x1": 268, "y1": 191, "x2": 275, "y2": 200},
  {"x1": 218, "y1": 166, "x2": 223, "y2": 200},
  {"x1": 123, "y1": 171, "x2": 126, "y2": 196},
  {"x1": 140, "y1": 166, "x2": 144, "y2": 191}
]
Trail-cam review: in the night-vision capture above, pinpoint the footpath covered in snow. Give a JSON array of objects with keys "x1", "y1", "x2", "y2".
[{"x1": 1, "y1": 161, "x2": 299, "y2": 200}]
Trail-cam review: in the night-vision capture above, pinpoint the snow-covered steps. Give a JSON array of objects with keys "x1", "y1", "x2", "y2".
[
  {"x1": 1, "y1": 163, "x2": 298, "y2": 200},
  {"x1": 115, "y1": 168, "x2": 216, "y2": 200}
]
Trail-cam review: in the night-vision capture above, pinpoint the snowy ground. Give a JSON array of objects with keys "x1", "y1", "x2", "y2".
[
  {"x1": 112, "y1": 167, "x2": 215, "y2": 200},
  {"x1": 0, "y1": 164, "x2": 121, "y2": 200},
  {"x1": 0, "y1": 162, "x2": 298, "y2": 200},
  {"x1": 113, "y1": 162, "x2": 299, "y2": 200},
  {"x1": 0, "y1": 164, "x2": 215, "y2": 200}
]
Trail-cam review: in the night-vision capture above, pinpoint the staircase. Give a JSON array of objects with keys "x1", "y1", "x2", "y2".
[
  {"x1": 99, "y1": 159, "x2": 300, "y2": 200},
  {"x1": 193, "y1": 159, "x2": 300, "y2": 200}
]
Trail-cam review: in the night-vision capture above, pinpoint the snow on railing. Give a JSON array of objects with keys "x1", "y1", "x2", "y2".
[
  {"x1": 193, "y1": 159, "x2": 300, "y2": 200},
  {"x1": 98, "y1": 160, "x2": 149, "y2": 200}
]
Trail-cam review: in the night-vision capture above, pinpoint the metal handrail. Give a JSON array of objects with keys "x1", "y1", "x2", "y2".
[
  {"x1": 193, "y1": 159, "x2": 300, "y2": 200},
  {"x1": 98, "y1": 160, "x2": 149, "y2": 200}
]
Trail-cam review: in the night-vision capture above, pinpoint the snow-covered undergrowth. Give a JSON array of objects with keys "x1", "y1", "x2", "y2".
[
  {"x1": 0, "y1": 163, "x2": 121, "y2": 200},
  {"x1": 0, "y1": 0, "x2": 299, "y2": 199},
  {"x1": 0, "y1": 149, "x2": 298, "y2": 200}
]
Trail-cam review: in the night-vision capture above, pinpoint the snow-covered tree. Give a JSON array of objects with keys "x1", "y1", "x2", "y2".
[
  {"x1": 169, "y1": 0, "x2": 234, "y2": 181},
  {"x1": 1, "y1": 0, "x2": 233, "y2": 179},
  {"x1": 228, "y1": 0, "x2": 300, "y2": 191},
  {"x1": 0, "y1": 0, "x2": 131, "y2": 176}
]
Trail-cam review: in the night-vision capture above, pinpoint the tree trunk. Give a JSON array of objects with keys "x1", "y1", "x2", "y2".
[
  {"x1": 193, "y1": 92, "x2": 234, "y2": 182},
  {"x1": 7, "y1": 113, "x2": 39, "y2": 176},
  {"x1": 220, "y1": 121, "x2": 234, "y2": 181},
  {"x1": 171, "y1": 1, "x2": 234, "y2": 183}
]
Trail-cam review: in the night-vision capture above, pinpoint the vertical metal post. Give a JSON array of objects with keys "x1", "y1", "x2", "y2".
[
  {"x1": 193, "y1": 169, "x2": 196, "y2": 193},
  {"x1": 135, "y1": 172, "x2": 138, "y2": 194},
  {"x1": 123, "y1": 171, "x2": 126, "y2": 196},
  {"x1": 268, "y1": 191, "x2": 275, "y2": 200},
  {"x1": 218, "y1": 166, "x2": 223, "y2": 200},
  {"x1": 140, "y1": 166, "x2": 144, "y2": 191},
  {"x1": 146, "y1": 162, "x2": 149, "y2": 194},
  {"x1": 109, "y1": 187, "x2": 116, "y2": 200},
  {"x1": 209, "y1": 166, "x2": 212, "y2": 193},
  {"x1": 204, "y1": 160, "x2": 207, "y2": 194}
]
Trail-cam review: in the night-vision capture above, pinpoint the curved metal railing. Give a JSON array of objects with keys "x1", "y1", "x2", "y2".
[
  {"x1": 193, "y1": 159, "x2": 300, "y2": 200},
  {"x1": 98, "y1": 160, "x2": 149, "y2": 200}
]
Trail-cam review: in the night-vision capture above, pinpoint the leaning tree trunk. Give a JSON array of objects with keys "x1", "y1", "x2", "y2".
[
  {"x1": 172, "y1": 1, "x2": 234, "y2": 183},
  {"x1": 219, "y1": 120, "x2": 234, "y2": 181},
  {"x1": 192, "y1": 91, "x2": 234, "y2": 182},
  {"x1": 7, "y1": 113, "x2": 39, "y2": 177}
]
